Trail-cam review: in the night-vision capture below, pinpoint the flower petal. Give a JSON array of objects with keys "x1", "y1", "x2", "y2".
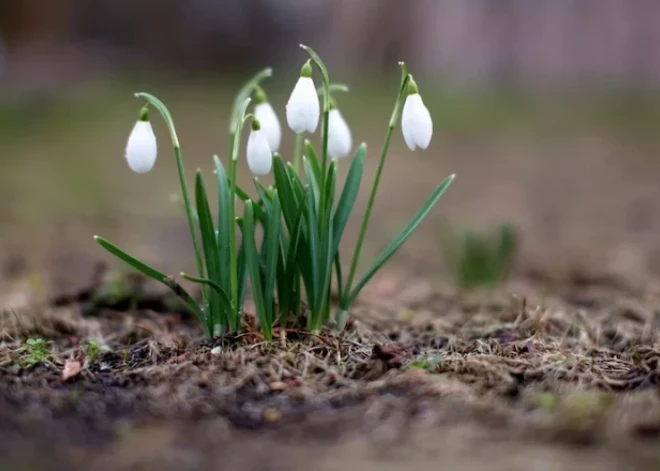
[
  {"x1": 125, "y1": 121, "x2": 157, "y2": 173},
  {"x1": 247, "y1": 130, "x2": 273, "y2": 176},
  {"x1": 286, "y1": 76, "x2": 320, "y2": 134},
  {"x1": 254, "y1": 102, "x2": 281, "y2": 152},
  {"x1": 410, "y1": 95, "x2": 433, "y2": 150},
  {"x1": 328, "y1": 109, "x2": 352, "y2": 159},
  {"x1": 401, "y1": 95, "x2": 417, "y2": 151}
]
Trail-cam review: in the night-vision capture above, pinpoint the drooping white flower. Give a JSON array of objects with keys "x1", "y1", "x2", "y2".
[
  {"x1": 246, "y1": 120, "x2": 272, "y2": 176},
  {"x1": 286, "y1": 60, "x2": 320, "y2": 134},
  {"x1": 254, "y1": 100, "x2": 281, "y2": 152},
  {"x1": 125, "y1": 107, "x2": 157, "y2": 173},
  {"x1": 327, "y1": 108, "x2": 352, "y2": 159},
  {"x1": 401, "y1": 78, "x2": 432, "y2": 151}
]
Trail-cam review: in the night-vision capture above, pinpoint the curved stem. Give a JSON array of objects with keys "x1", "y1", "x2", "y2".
[
  {"x1": 342, "y1": 72, "x2": 411, "y2": 308},
  {"x1": 134, "y1": 92, "x2": 208, "y2": 308}
]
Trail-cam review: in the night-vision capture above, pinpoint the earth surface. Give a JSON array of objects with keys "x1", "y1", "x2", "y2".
[{"x1": 1, "y1": 83, "x2": 660, "y2": 470}]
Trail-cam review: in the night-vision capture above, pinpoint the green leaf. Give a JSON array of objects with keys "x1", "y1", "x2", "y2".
[
  {"x1": 334, "y1": 254, "x2": 343, "y2": 302},
  {"x1": 279, "y1": 202, "x2": 305, "y2": 324},
  {"x1": 237, "y1": 239, "x2": 248, "y2": 314},
  {"x1": 317, "y1": 163, "x2": 336, "y2": 322},
  {"x1": 196, "y1": 170, "x2": 226, "y2": 328},
  {"x1": 347, "y1": 174, "x2": 455, "y2": 306},
  {"x1": 303, "y1": 140, "x2": 323, "y2": 190},
  {"x1": 243, "y1": 200, "x2": 271, "y2": 340},
  {"x1": 287, "y1": 163, "x2": 306, "y2": 203},
  {"x1": 303, "y1": 157, "x2": 320, "y2": 205},
  {"x1": 94, "y1": 236, "x2": 208, "y2": 336},
  {"x1": 214, "y1": 156, "x2": 231, "y2": 292},
  {"x1": 332, "y1": 144, "x2": 365, "y2": 258},
  {"x1": 304, "y1": 185, "x2": 320, "y2": 316},
  {"x1": 273, "y1": 155, "x2": 299, "y2": 232},
  {"x1": 180, "y1": 273, "x2": 232, "y2": 314},
  {"x1": 263, "y1": 192, "x2": 282, "y2": 327}
]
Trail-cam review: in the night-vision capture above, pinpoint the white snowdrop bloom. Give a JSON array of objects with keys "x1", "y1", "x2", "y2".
[
  {"x1": 125, "y1": 108, "x2": 157, "y2": 173},
  {"x1": 327, "y1": 108, "x2": 352, "y2": 159},
  {"x1": 246, "y1": 121, "x2": 273, "y2": 176},
  {"x1": 254, "y1": 101, "x2": 281, "y2": 152},
  {"x1": 401, "y1": 78, "x2": 432, "y2": 151},
  {"x1": 286, "y1": 61, "x2": 320, "y2": 134}
]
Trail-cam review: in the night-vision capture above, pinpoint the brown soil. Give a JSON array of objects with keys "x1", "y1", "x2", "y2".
[{"x1": 1, "y1": 263, "x2": 660, "y2": 471}]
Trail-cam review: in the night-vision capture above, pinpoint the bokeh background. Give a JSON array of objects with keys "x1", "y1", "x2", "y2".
[{"x1": 2, "y1": 0, "x2": 660, "y2": 293}]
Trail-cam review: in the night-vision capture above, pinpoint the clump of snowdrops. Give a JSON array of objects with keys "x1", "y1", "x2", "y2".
[{"x1": 95, "y1": 45, "x2": 454, "y2": 339}]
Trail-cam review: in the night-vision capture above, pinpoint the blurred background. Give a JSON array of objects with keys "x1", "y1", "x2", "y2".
[{"x1": 2, "y1": 0, "x2": 660, "y2": 292}]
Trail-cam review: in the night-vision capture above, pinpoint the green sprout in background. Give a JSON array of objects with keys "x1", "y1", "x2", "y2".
[
  {"x1": 440, "y1": 223, "x2": 517, "y2": 290},
  {"x1": 94, "y1": 45, "x2": 455, "y2": 340}
]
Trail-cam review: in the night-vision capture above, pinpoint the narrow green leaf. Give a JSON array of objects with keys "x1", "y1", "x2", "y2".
[
  {"x1": 303, "y1": 157, "x2": 320, "y2": 205},
  {"x1": 317, "y1": 163, "x2": 336, "y2": 322},
  {"x1": 196, "y1": 170, "x2": 226, "y2": 328},
  {"x1": 347, "y1": 174, "x2": 455, "y2": 306},
  {"x1": 332, "y1": 144, "x2": 365, "y2": 257},
  {"x1": 180, "y1": 272, "x2": 232, "y2": 313},
  {"x1": 214, "y1": 156, "x2": 231, "y2": 292},
  {"x1": 95, "y1": 235, "x2": 168, "y2": 281},
  {"x1": 287, "y1": 163, "x2": 306, "y2": 203},
  {"x1": 94, "y1": 235, "x2": 208, "y2": 336},
  {"x1": 334, "y1": 254, "x2": 343, "y2": 302},
  {"x1": 243, "y1": 201, "x2": 271, "y2": 339},
  {"x1": 304, "y1": 185, "x2": 320, "y2": 316},
  {"x1": 237, "y1": 239, "x2": 248, "y2": 316},
  {"x1": 273, "y1": 155, "x2": 298, "y2": 231},
  {"x1": 303, "y1": 140, "x2": 323, "y2": 190},
  {"x1": 263, "y1": 192, "x2": 282, "y2": 327}
]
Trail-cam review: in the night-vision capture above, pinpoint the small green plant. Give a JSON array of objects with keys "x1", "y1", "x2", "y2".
[
  {"x1": 441, "y1": 223, "x2": 517, "y2": 289},
  {"x1": 85, "y1": 340, "x2": 102, "y2": 363},
  {"x1": 17, "y1": 338, "x2": 52, "y2": 368},
  {"x1": 94, "y1": 45, "x2": 454, "y2": 340}
]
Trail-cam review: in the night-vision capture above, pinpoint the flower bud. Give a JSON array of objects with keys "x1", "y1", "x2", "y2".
[
  {"x1": 246, "y1": 119, "x2": 272, "y2": 176},
  {"x1": 401, "y1": 77, "x2": 432, "y2": 151},
  {"x1": 253, "y1": 88, "x2": 281, "y2": 152},
  {"x1": 125, "y1": 106, "x2": 157, "y2": 173},
  {"x1": 286, "y1": 60, "x2": 320, "y2": 134},
  {"x1": 327, "y1": 107, "x2": 352, "y2": 159}
]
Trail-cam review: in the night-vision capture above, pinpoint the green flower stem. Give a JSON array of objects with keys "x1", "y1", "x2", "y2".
[
  {"x1": 134, "y1": 93, "x2": 208, "y2": 309},
  {"x1": 341, "y1": 71, "x2": 411, "y2": 311},
  {"x1": 293, "y1": 133, "x2": 304, "y2": 174},
  {"x1": 174, "y1": 145, "x2": 207, "y2": 303}
]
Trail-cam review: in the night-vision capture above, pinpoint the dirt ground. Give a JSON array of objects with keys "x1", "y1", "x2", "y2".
[{"x1": 2, "y1": 88, "x2": 660, "y2": 470}]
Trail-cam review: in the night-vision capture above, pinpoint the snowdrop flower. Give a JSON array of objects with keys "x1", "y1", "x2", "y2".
[
  {"x1": 246, "y1": 119, "x2": 273, "y2": 176},
  {"x1": 253, "y1": 87, "x2": 281, "y2": 152},
  {"x1": 401, "y1": 77, "x2": 432, "y2": 151},
  {"x1": 286, "y1": 60, "x2": 319, "y2": 134},
  {"x1": 327, "y1": 106, "x2": 352, "y2": 159},
  {"x1": 125, "y1": 106, "x2": 157, "y2": 173}
]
